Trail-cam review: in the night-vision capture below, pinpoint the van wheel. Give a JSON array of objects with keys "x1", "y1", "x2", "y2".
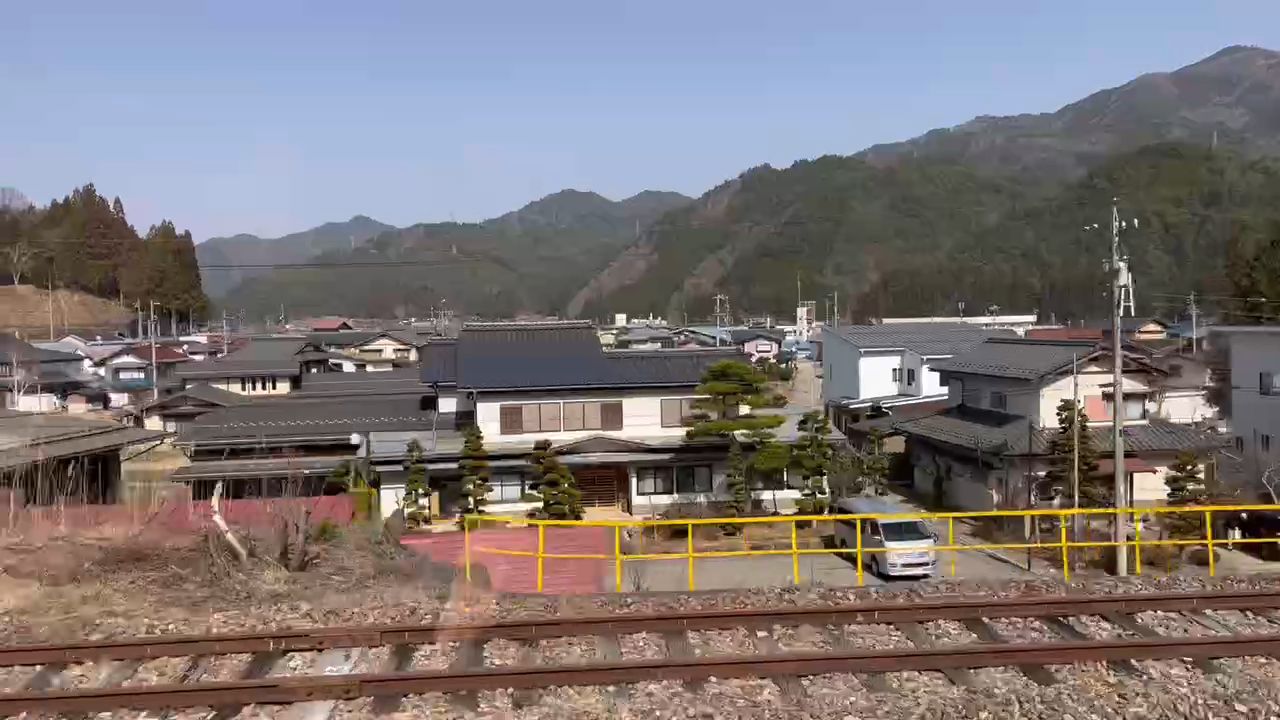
[
  {"x1": 870, "y1": 557, "x2": 882, "y2": 578},
  {"x1": 837, "y1": 538, "x2": 848, "y2": 563}
]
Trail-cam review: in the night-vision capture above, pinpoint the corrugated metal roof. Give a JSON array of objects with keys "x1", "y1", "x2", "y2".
[
  {"x1": 180, "y1": 395, "x2": 454, "y2": 444},
  {"x1": 825, "y1": 323, "x2": 1002, "y2": 356}
]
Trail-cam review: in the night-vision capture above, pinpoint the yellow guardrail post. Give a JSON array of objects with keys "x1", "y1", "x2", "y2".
[
  {"x1": 948, "y1": 517, "x2": 956, "y2": 577},
  {"x1": 1133, "y1": 510, "x2": 1142, "y2": 575},
  {"x1": 536, "y1": 524, "x2": 546, "y2": 593},
  {"x1": 464, "y1": 517, "x2": 472, "y2": 583},
  {"x1": 855, "y1": 517, "x2": 864, "y2": 586},
  {"x1": 1059, "y1": 512, "x2": 1069, "y2": 582},
  {"x1": 614, "y1": 525, "x2": 623, "y2": 592},
  {"x1": 687, "y1": 523, "x2": 695, "y2": 592},
  {"x1": 790, "y1": 519, "x2": 800, "y2": 586},
  {"x1": 1204, "y1": 509, "x2": 1215, "y2": 577}
]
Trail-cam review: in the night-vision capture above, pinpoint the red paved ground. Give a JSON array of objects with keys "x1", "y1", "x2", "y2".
[{"x1": 401, "y1": 526, "x2": 611, "y2": 594}]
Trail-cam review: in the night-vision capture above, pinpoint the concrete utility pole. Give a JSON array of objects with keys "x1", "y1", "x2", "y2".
[
  {"x1": 1188, "y1": 291, "x2": 1199, "y2": 355},
  {"x1": 135, "y1": 301, "x2": 143, "y2": 341},
  {"x1": 222, "y1": 311, "x2": 230, "y2": 356},
  {"x1": 1109, "y1": 198, "x2": 1127, "y2": 576},
  {"x1": 47, "y1": 274, "x2": 54, "y2": 340},
  {"x1": 713, "y1": 294, "x2": 730, "y2": 347},
  {"x1": 149, "y1": 301, "x2": 159, "y2": 401}
]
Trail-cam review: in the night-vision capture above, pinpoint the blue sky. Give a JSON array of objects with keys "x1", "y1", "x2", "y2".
[{"x1": 3, "y1": 1, "x2": 1279, "y2": 241}]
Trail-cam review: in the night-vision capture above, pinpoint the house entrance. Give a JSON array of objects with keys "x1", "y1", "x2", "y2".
[{"x1": 574, "y1": 466, "x2": 628, "y2": 510}]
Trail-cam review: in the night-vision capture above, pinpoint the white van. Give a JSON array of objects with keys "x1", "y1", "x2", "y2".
[{"x1": 834, "y1": 497, "x2": 937, "y2": 578}]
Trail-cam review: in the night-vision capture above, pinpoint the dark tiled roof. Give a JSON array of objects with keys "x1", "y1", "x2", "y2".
[
  {"x1": 307, "y1": 330, "x2": 421, "y2": 348},
  {"x1": 895, "y1": 407, "x2": 1225, "y2": 457},
  {"x1": 728, "y1": 328, "x2": 784, "y2": 345},
  {"x1": 144, "y1": 383, "x2": 248, "y2": 412},
  {"x1": 180, "y1": 395, "x2": 451, "y2": 444},
  {"x1": 931, "y1": 338, "x2": 1099, "y2": 380},
  {"x1": 292, "y1": 368, "x2": 427, "y2": 397},
  {"x1": 172, "y1": 456, "x2": 345, "y2": 481},
  {"x1": 420, "y1": 340, "x2": 458, "y2": 385},
  {"x1": 826, "y1": 323, "x2": 1003, "y2": 356},
  {"x1": 175, "y1": 338, "x2": 306, "y2": 378},
  {"x1": 447, "y1": 321, "x2": 742, "y2": 390}
]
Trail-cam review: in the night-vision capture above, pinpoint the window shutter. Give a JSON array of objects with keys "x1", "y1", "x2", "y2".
[
  {"x1": 500, "y1": 405, "x2": 523, "y2": 434},
  {"x1": 563, "y1": 402, "x2": 584, "y2": 431},
  {"x1": 601, "y1": 401, "x2": 623, "y2": 430},
  {"x1": 540, "y1": 402, "x2": 562, "y2": 432},
  {"x1": 522, "y1": 403, "x2": 541, "y2": 432}
]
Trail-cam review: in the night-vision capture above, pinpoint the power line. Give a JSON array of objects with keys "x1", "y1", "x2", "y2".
[{"x1": 198, "y1": 259, "x2": 476, "y2": 271}]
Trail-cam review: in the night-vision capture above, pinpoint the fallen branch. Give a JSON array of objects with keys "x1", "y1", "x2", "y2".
[{"x1": 210, "y1": 480, "x2": 248, "y2": 564}]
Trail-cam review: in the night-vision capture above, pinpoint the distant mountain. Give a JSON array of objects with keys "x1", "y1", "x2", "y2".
[
  {"x1": 197, "y1": 215, "x2": 394, "y2": 297},
  {"x1": 861, "y1": 45, "x2": 1280, "y2": 181},
  {"x1": 573, "y1": 46, "x2": 1280, "y2": 323},
  {"x1": 0, "y1": 187, "x2": 32, "y2": 211},
  {"x1": 218, "y1": 190, "x2": 691, "y2": 319}
]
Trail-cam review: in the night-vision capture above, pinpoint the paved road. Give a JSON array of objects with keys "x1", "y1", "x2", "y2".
[{"x1": 617, "y1": 543, "x2": 1030, "y2": 592}]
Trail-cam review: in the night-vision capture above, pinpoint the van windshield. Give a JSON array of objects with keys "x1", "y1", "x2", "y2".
[{"x1": 881, "y1": 521, "x2": 932, "y2": 542}]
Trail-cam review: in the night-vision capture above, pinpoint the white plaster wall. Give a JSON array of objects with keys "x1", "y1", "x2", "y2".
[
  {"x1": 476, "y1": 389, "x2": 700, "y2": 443},
  {"x1": 1228, "y1": 333, "x2": 1280, "y2": 477},
  {"x1": 858, "y1": 353, "x2": 902, "y2": 400},
  {"x1": 921, "y1": 357, "x2": 948, "y2": 397},
  {"x1": 1037, "y1": 363, "x2": 1151, "y2": 427}
]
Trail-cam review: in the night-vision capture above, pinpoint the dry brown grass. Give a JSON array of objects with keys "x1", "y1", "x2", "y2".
[
  {"x1": 0, "y1": 524, "x2": 467, "y2": 644},
  {"x1": 0, "y1": 284, "x2": 131, "y2": 335}
]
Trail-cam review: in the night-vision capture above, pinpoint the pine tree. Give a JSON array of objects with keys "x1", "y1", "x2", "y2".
[
  {"x1": 685, "y1": 360, "x2": 785, "y2": 517},
  {"x1": 527, "y1": 440, "x2": 583, "y2": 520},
  {"x1": 401, "y1": 438, "x2": 429, "y2": 526},
  {"x1": 1164, "y1": 451, "x2": 1207, "y2": 539},
  {"x1": 1044, "y1": 399, "x2": 1107, "y2": 506},
  {"x1": 790, "y1": 411, "x2": 833, "y2": 514},
  {"x1": 724, "y1": 441, "x2": 748, "y2": 517},
  {"x1": 857, "y1": 428, "x2": 891, "y2": 496},
  {"x1": 458, "y1": 426, "x2": 492, "y2": 515}
]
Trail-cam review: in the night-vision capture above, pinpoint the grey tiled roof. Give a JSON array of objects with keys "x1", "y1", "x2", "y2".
[
  {"x1": 894, "y1": 407, "x2": 1226, "y2": 456},
  {"x1": 306, "y1": 330, "x2": 421, "y2": 348},
  {"x1": 0, "y1": 411, "x2": 166, "y2": 470},
  {"x1": 144, "y1": 383, "x2": 248, "y2": 412},
  {"x1": 931, "y1": 338, "x2": 1099, "y2": 380},
  {"x1": 825, "y1": 323, "x2": 1003, "y2": 356},
  {"x1": 180, "y1": 395, "x2": 452, "y2": 444},
  {"x1": 176, "y1": 338, "x2": 306, "y2": 378},
  {"x1": 291, "y1": 368, "x2": 426, "y2": 397},
  {"x1": 420, "y1": 340, "x2": 458, "y2": 385},
  {"x1": 437, "y1": 321, "x2": 742, "y2": 391}
]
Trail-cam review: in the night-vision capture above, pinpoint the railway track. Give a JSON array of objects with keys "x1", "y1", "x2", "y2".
[{"x1": 3, "y1": 589, "x2": 1280, "y2": 716}]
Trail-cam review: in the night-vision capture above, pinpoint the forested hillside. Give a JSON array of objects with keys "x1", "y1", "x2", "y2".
[
  {"x1": 218, "y1": 189, "x2": 690, "y2": 319},
  {"x1": 580, "y1": 144, "x2": 1280, "y2": 324},
  {"x1": 577, "y1": 45, "x2": 1280, "y2": 324},
  {"x1": 0, "y1": 184, "x2": 207, "y2": 322},
  {"x1": 198, "y1": 215, "x2": 394, "y2": 298}
]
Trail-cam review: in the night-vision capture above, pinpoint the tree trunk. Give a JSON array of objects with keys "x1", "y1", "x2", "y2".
[{"x1": 210, "y1": 480, "x2": 248, "y2": 563}]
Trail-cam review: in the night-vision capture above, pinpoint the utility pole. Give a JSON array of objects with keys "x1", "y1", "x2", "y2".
[
  {"x1": 149, "y1": 301, "x2": 159, "y2": 401},
  {"x1": 712, "y1": 294, "x2": 730, "y2": 347},
  {"x1": 222, "y1": 311, "x2": 230, "y2": 356},
  {"x1": 135, "y1": 301, "x2": 143, "y2": 341},
  {"x1": 1188, "y1": 291, "x2": 1199, "y2": 355},
  {"x1": 47, "y1": 274, "x2": 55, "y2": 340},
  {"x1": 833, "y1": 290, "x2": 839, "y2": 328},
  {"x1": 1109, "y1": 198, "x2": 1127, "y2": 576},
  {"x1": 1071, "y1": 352, "x2": 1081, "y2": 548}
]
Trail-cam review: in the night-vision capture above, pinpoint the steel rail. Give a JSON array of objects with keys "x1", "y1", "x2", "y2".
[
  {"x1": 4, "y1": 589, "x2": 1280, "y2": 666},
  {"x1": 3, "y1": 633, "x2": 1280, "y2": 714}
]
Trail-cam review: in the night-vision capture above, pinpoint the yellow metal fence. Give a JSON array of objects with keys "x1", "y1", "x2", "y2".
[{"x1": 462, "y1": 505, "x2": 1280, "y2": 592}]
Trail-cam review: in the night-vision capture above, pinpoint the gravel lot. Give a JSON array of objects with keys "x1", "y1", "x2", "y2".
[{"x1": 5, "y1": 537, "x2": 1280, "y2": 718}]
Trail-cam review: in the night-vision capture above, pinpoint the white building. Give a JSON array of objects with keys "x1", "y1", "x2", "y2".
[
  {"x1": 821, "y1": 323, "x2": 999, "y2": 429},
  {"x1": 1212, "y1": 326, "x2": 1280, "y2": 488},
  {"x1": 419, "y1": 321, "x2": 838, "y2": 517},
  {"x1": 879, "y1": 314, "x2": 1040, "y2": 335},
  {"x1": 893, "y1": 338, "x2": 1225, "y2": 511}
]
